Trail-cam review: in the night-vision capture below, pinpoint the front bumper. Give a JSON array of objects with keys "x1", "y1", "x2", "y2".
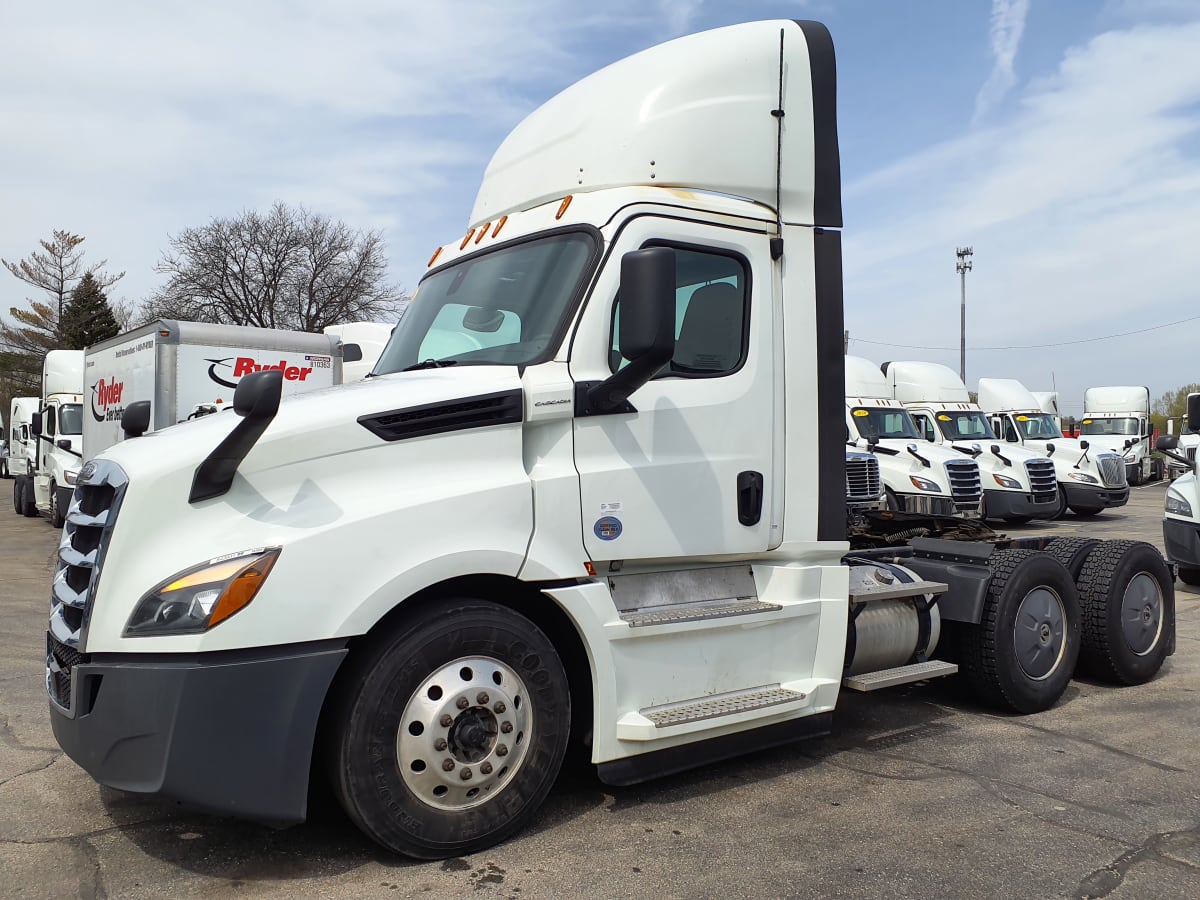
[
  {"x1": 982, "y1": 489, "x2": 1058, "y2": 520},
  {"x1": 1062, "y1": 482, "x2": 1129, "y2": 510},
  {"x1": 1163, "y1": 517, "x2": 1200, "y2": 568},
  {"x1": 49, "y1": 638, "x2": 347, "y2": 823}
]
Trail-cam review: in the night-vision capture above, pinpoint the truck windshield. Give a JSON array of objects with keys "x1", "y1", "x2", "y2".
[
  {"x1": 1013, "y1": 413, "x2": 1061, "y2": 440},
  {"x1": 373, "y1": 231, "x2": 596, "y2": 374},
  {"x1": 59, "y1": 404, "x2": 83, "y2": 436},
  {"x1": 935, "y1": 410, "x2": 996, "y2": 442},
  {"x1": 851, "y1": 407, "x2": 920, "y2": 440},
  {"x1": 1080, "y1": 417, "x2": 1139, "y2": 437}
]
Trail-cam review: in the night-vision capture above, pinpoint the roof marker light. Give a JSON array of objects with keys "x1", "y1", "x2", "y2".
[
  {"x1": 428, "y1": 247, "x2": 443, "y2": 267},
  {"x1": 555, "y1": 196, "x2": 573, "y2": 220},
  {"x1": 460, "y1": 228, "x2": 476, "y2": 249},
  {"x1": 492, "y1": 216, "x2": 508, "y2": 237},
  {"x1": 475, "y1": 223, "x2": 489, "y2": 244}
]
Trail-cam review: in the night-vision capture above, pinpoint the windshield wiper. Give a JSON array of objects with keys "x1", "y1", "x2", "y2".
[{"x1": 402, "y1": 359, "x2": 459, "y2": 372}]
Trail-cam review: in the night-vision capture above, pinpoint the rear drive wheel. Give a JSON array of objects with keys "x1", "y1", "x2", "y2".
[
  {"x1": 958, "y1": 549, "x2": 1080, "y2": 713},
  {"x1": 1075, "y1": 540, "x2": 1174, "y2": 685},
  {"x1": 1044, "y1": 537, "x2": 1100, "y2": 581},
  {"x1": 1180, "y1": 568, "x2": 1200, "y2": 587},
  {"x1": 329, "y1": 600, "x2": 570, "y2": 859}
]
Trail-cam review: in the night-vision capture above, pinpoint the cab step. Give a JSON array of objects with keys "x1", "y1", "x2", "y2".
[
  {"x1": 620, "y1": 598, "x2": 780, "y2": 628},
  {"x1": 849, "y1": 579, "x2": 948, "y2": 603},
  {"x1": 616, "y1": 681, "x2": 822, "y2": 741},
  {"x1": 842, "y1": 659, "x2": 959, "y2": 692}
]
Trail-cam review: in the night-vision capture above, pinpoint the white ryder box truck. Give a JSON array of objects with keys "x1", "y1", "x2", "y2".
[
  {"x1": 48, "y1": 20, "x2": 1176, "y2": 860},
  {"x1": 82, "y1": 320, "x2": 344, "y2": 461},
  {"x1": 1080, "y1": 385, "x2": 1162, "y2": 485}
]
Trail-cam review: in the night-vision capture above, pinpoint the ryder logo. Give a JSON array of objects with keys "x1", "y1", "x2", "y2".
[
  {"x1": 206, "y1": 357, "x2": 314, "y2": 389},
  {"x1": 91, "y1": 377, "x2": 126, "y2": 422}
]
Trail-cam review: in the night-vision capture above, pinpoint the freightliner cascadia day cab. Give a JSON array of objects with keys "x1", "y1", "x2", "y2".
[
  {"x1": 978, "y1": 378, "x2": 1130, "y2": 517},
  {"x1": 882, "y1": 361, "x2": 1058, "y2": 523},
  {"x1": 82, "y1": 320, "x2": 344, "y2": 462},
  {"x1": 9, "y1": 397, "x2": 39, "y2": 513},
  {"x1": 1157, "y1": 395, "x2": 1200, "y2": 586},
  {"x1": 1080, "y1": 385, "x2": 1162, "y2": 485},
  {"x1": 48, "y1": 21, "x2": 1176, "y2": 859},
  {"x1": 843, "y1": 356, "x2": 983, "y2": 517},
  {"x1": 27, "y1": 350, "x2": 85, "y2": 527},
  {"x1": 1166, "y1": 397, "x2": 1199, "y2": 479}
]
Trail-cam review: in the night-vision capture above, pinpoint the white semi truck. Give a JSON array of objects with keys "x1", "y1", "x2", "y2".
[
  {"x1": 1157, "y1": 395, "x2": 1200, "y2": 586},
  {"x1": 9, "y1": 396, "x2": 39, "y2": 514},
  {"x1": 1031, "y1": 391, "x2": 1063, "y2": 434},
  {"x1": 978, "y1": 378, "x2": 1129, "y2": 517},
  {"x1": 82, "y1": 320, "x2": 344, "y2": 462},
  {"x1": 324, "y1": 322, "x2": 393, "y2": 381},
  {"x1": 844, "y1": 356, "x2": 983, "y2": 517},
  {"x1": 1166, "y1": 393, "x2": 1199, "y2": 480},
  {"x1": 48, "y1": 21, "x2": 1175, "y2": 859},
  {"x1": 1080, "y1": 385, "x2": 1162, "y2": 485},
  {"x1": 25, "y1": 351, "x2": 85, "y2": 527},
  {"x1": 882, "y1": 361, "x2": 1058, "y2": 522}
]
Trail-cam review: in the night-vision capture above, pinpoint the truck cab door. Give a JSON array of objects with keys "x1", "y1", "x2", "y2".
[{"x1": 569, "y1": 218, "x2": 777, "y2": 562}]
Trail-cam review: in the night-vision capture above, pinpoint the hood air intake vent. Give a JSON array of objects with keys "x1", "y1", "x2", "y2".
[{"x1": 358, "y1": 389, "x2": 524, "y2": 442}]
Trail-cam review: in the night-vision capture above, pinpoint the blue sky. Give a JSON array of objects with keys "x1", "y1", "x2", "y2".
[{"x1": 2, "y1": 0, "x2": 1199, "y2": 414}]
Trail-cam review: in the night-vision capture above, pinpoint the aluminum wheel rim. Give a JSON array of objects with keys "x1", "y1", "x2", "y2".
[
  {"x1": 1013, "y1": 586, "x2": 1067, "y2": 681},
  {"x1": 1121, "y1": 572, "x2": 1163, "y2": 656},
  {"x1": 397, "y1": 656, "x2": 532, "y2": 811}
]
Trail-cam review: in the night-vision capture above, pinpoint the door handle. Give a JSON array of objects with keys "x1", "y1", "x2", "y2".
[{"x1": 737, "y1": 470, "x2": 763, "y2": 526}]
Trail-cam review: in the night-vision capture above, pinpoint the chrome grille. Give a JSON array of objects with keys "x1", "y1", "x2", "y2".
[
  {"x1": 846, "y1": 453, "x2": 882, "y2": 502},
  {"x1": 944, "y1": 459, "x2": 983, "y2": 511},
  {"x1": 1188, "y1": 447, "x2": 1197, "y2": 464},
  {"x1": 1096, "y1": 454, "x2": 1128, "y2": 489},
  {"x1": 1024, "y1": 458, "x2": 1058, "y2": 502},
  {"x1": 47, "y1": 459, "x2": 126, "y2": 714}
]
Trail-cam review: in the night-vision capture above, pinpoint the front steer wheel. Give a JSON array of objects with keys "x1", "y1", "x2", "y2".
[
  {"x1": 957, "y1": 549, "x2": 1081, "y2": 714},
  {"x1": 327, "y1": 600, "x2": 570, "y2": 859},
  {"x1": 1075, "y1": 540, "x2": 1173, "y2": 685}
]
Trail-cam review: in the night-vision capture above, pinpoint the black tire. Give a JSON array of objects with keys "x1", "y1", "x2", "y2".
[
  {"x1": 1075, "y1": 540, "x2": 1174, "y2": 685},
  {"x1": 0, "y1": 458, "x2": 8, "y2": 479},
  {"x1": 958, "y1": 549, "x2": 1080, "y2": 714},
  {"x1": 1068, "y1": 504, "x2": 1103, "y2": 517},
  {"x1": 328, "y1": 600, "x2": 570, "y2": 859},
  {"x1": 1044, "y1": 537, "x2": 1100, "y2": 581},
  {"x1": 1005, "y1": 516, "x2": 1033, "y2": 526},
  {"x1": 49, "y1": 480, "x2": 64, "y2": 528},
  {"x1": 20, "y1": 479, "x2": 37, "y2": 517},
  {"x1": 885, "y1": 488, "x2": 903, "y2": 512},
  {"x1": 1180, "y1": 568, "x2": 1200, "y2": 587},
  {"x1": 12, "y1": 480, "x2": 21, "y2": 515},
  {"x1": 1049, "y1": 487, "x2": 1068, "y2": 520}
]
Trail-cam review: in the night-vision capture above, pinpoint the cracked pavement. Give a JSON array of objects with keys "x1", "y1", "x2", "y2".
[{"x1": 1, "y1": 481, "x2": 1197, "y2": 898}]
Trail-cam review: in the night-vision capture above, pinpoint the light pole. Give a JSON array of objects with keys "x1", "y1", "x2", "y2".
[{"x1": 956, "y1": 246, "x2": 973, "y2": 383}]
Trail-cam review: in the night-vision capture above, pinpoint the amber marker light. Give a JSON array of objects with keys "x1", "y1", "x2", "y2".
[
  {"x1": 584, "y1": 561, "x2": 597, "y2": 577},
  {"x1": 460, "y1": 228, "x2": 476, "y2": 249},
  {"x1": 556, "y1": 196, "x2": 573, "y2": 220},
  {"x1": 492, "y1": 216, "x2": 508, "y2": 237},
  {"x1": 428, "y1": 246, "x2": 443, "y2": 267},
  {"x1": 475, "y1": 223, "x2": 490, "y2": 244}
]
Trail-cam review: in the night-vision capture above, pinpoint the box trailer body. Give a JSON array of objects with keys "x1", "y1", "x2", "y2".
[
  {"x1": 1080, "y1": 385, "x2": 1161, "y2": 485},
  {"x1": 882, "y1": 361, "x2": 1058, "y2": 521},
  {"x1": 82, "y1": 320, "x2": 343, "y2": 461},
  {"x1": 49, "y1": 20, "x2": 1175, "y2": 860}
]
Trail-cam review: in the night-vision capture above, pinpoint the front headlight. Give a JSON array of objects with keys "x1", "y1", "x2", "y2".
[
  {"x1": 1067, "y1": 472, "x2": 1099, "y2": 484},
  {"x1": 909, "y1": 475, "x2": 942, "y2": 492},
  {"x1": 1166, "y1": 490, "x2": 1193, "y2": 518},
  {"x1": 993, "y1": 473, "x2": 1022, "y2": 489},
  {"x1": 124, "y1": 548, "x2": 280, "y2": 637},
  {"x1": 64, "y1": 470, "x2": 78, "y2": 486}
]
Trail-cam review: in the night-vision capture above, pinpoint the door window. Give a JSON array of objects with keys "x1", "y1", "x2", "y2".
[{"x1": 912, "y1": 413, "x2": 936, "y2": 442}]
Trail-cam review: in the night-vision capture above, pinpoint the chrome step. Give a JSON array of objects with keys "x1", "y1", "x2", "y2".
[
  {"x1": 842, "y1": 660, "x2": 959, "y2": 692},
  {"x1": 621, "y1": 598, "x2": 781, "y2": 628},
  {"x1": 642, "y1": 685, "x2": 804, "y2": 728},
  {"x1": 848, "y1": 579, "x2": 948, "y2": 603}
]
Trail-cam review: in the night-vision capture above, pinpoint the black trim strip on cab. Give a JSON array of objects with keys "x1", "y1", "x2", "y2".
[
  {"x1": 358, "y1": 389, "x2": 524, "y2": 442},
  {"x1": 814, "y1": 228, "x2": 846, "y2": 542},
  {"x1": 793, "y1": 20, "x2": 842, "y2": 228}
]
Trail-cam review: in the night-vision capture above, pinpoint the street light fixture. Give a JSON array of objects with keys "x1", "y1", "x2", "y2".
[{"x1": 956, "y1": 246, "x2": 973, "y2": 383}]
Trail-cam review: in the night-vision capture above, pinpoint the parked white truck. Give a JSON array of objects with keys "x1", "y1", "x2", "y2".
[
  {"x1": 1031, "y1": 391, "x2": 1063, "y2": 434},
  {"x1": 1157, "y1": 395, "x2": 1200, "y2": 585},
  {"x1": 1080, "y1": 385, "x2": 1162, "y2": 485},
  {"x1": 844, "y1": 356, "x2": 983, "y2": 517},
  {"x1": 978, "y1": 378, "x2": 1129, "y2": 517},
  {"x1": 82, "y1": 320, "x2": 344, "y2": 462},
  {"x1": 9, "y1": 397, "x2": 39, "y2": 514},
  {"x1": 25, "y1": 351, "x2": 85, "y2": 527},
  {"x1": 48, "y1": 21, "x2": 1175, "y2": 859},
  {"x1": 1166, "y1": 393, "x2": 1199, "y2": 480},
  {"x1": 324, "y1": 322, "x2": 393, "y2": 381},
  {"x1": 882, "y1": 361, "x2": 1058, "y2": 522}
]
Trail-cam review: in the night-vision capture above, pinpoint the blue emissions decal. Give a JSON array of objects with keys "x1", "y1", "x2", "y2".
[{"x1": 593, "y1": 516, "x2": 623, "y2": 541}]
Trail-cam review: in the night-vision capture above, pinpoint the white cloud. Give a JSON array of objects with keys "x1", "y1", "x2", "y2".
[{"x1": 974, "y1": 0, "x2": 1031, "y2": 123}]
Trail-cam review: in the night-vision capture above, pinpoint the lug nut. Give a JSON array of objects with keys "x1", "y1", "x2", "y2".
[
  {"x1": 440, "y1": 714, "x2": 453, "y2": 727},
  {"x1": 460, "y1": 768, "x2": 473, "y2": 781},
  {"x1": 434, "y1": 738, "x2": 448, "y2": 751},
  {"x1": 496, "y1": 744, "x2": 509, "y2": 757},
  {"x1": 442, "y1": 759, "x2": 456, "y2": 772},
  {"x1": 500, "y1": 722, "x2": 513, "y2": 733},
  {"x1": 456, "y1": 697, "x2": 470, "y2": 710},
  {"x1": 480, "y1": 762, "x2": 493, "y2": 775},
  {"x1": 477, "y1": 692, "x2": 490, "y2": 705},
  {"x1": 493, "y1": 701, "x2": 506, "y2": 714}
]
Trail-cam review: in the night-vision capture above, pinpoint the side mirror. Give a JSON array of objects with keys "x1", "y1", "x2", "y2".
[
  {"x1": 190, "y1": 370, "x2": 283, "y2": 504},
  {"x1": 122, "y1": 401, "x2": 152, "y2": 438},
  {"x1": 234, "y1": 369, "x2": 284, "y2": 418},
  {"x1": 55, "y1": 439, "x2": 72, "y2": 450},
  {"x1": 342, "y1": 343, "x2": 364, "y2": 363},
  {"x1": 30, "y1": 413, "x2": 42, "y2": 438},
  {"x1": 1157, "y1": 434, "x2": 1179, "y2": 451},
  {"x1": 1046, "y1": 442, "x2": 1055, "y2": 456},
  {"x1": 1079, "y1": 439, "x2": 1089, "y2": 450},
  {"x1": 1189, "y1": 394, "x2": 1200, "y2": 433}
]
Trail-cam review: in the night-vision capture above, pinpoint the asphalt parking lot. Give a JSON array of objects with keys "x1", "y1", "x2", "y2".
[{"x1": 2, "y1": 480, "x2": 1198, "y2": 899}]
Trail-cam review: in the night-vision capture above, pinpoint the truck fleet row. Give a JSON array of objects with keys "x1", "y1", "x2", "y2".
[{"x1": 32, "y1": 20, "x2": 1193, "y2": 861}]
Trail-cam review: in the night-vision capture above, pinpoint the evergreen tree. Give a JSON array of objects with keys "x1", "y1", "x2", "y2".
[{"x1": 60, "y1": 272, "x2": 120, "y2": 349}]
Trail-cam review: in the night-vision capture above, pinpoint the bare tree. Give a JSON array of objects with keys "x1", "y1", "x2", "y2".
[
  {"x1": 146, "y1": 202, "x2": 407, "y2": 332},
  {"x1": 2, "y1": 230, "x2": 125, "y2": 325}
]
